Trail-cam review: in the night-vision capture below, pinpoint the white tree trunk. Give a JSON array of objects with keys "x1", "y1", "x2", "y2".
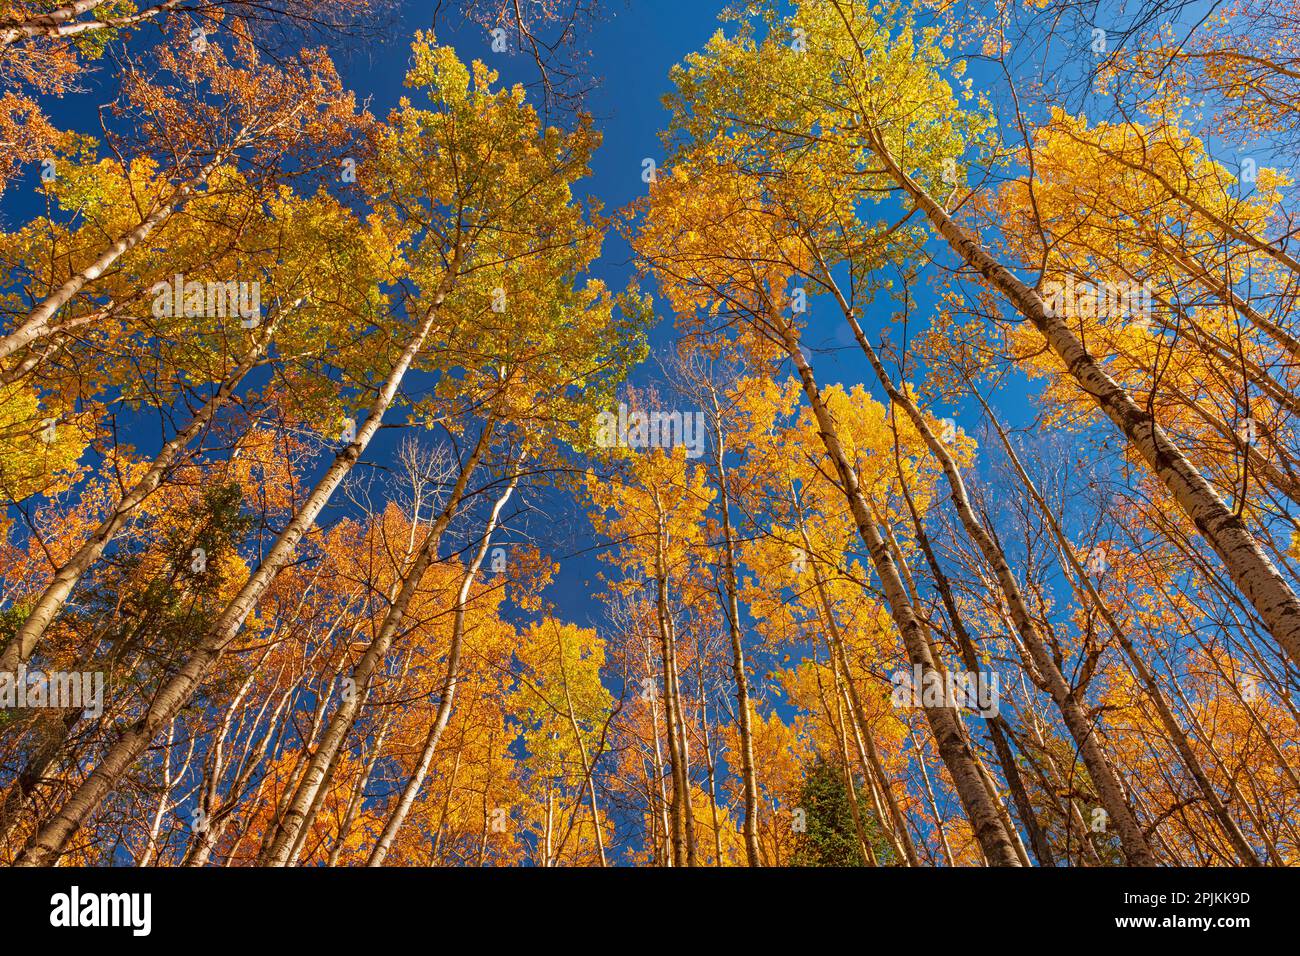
[
  {"x1": 1, "y1": 315, "x2": 280, "y2": 671},
  {"x1": 14, "y1": 277, "x2": 457, "y2": 866},
  {"x1": 869, "y1": 133, "x2": 1300, "y2": 670},
  {"x1": 366, "y1": 461, "x2": 519, "y2": 866}
]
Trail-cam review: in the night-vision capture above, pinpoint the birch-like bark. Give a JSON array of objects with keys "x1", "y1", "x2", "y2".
[
  {"x1": 814, "y1": 266, "x2": 1154, "y2": 862},
  {"x1": 792, "y1": 496, "x2": 919, "y2": 865},
  {"x1": 0, "y1": 1, "x2": 181, "y2": 46},
  {"x1": 973, "y1": 387, "x2": 1264, "y2": 865},
  {"x1": 15, "y1": 274, "x2": 459, "y2": 866},
  {"x1": 776, "y1": 316, "x2": 1022, "y2": 865},
  {"x1": 1164, "y1": 382, "x2": 1300, "y2": 509},
  {"x1": 366, "y1": 461, "x2": 518, "y2": 866},
  {"x1": 0, "y1": 314, "x2": 280, "y2": 671},
  {"x1": 1, "y1": 153, "x2": 230, "y2": 363},
  {"x1": 701, "y1": 390, "x2": 762, "y2": 866},
  {"x1": 866, "y1": 130, "x2": 1300, "y2": 670},
  {"x1": 897, "y1": 480, "x2": 1056, "y2": 865},
  {"x1": 136, "y1": 720, "x2": 193, "y2": 867},
  {"x1": 910, "y1": 727, "x2": 957, "y2": 866},
  {"x1": 650, "y1": 498, "x2": 697, "y2": 866},
  {"x1": 182, "y1": 661, "x2": 285, "y2": 867},
  {"x1": 326, "y1": 717, "x2": 391, "y2": 866},
  {"x1": 642, "y1": 633, "x2": 673, "y2": 866},
  {"x1": 262, "y1": 419, "x2": 496, "y2": 866}
]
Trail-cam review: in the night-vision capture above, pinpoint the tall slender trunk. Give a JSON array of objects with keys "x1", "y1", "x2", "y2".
[
  {"x1": 910, "y1": 728, "x2": 957, "y2": 866},
  {"x1": 367, "y1": 462, "x2": 518, "y2": 866},
  {"x1": 180, "y1": 662, "x2": 269, "y2": 866},
  {"x1": 1150, "y1": 233, "x2": 1300, "y2": 361},
  {"x1": 136, "y1": 721, "x2": 191, "y2": 867},
  {"x1": 792, "y1": 494, "x2": 919, "y2": 865},
  {"x1": 1, "y1": 153, "x2": 228, "y2": 363},
  {"x1": 695, "y1": 670, "x2": 725, "y2": 865},
  {"x1": 650, "y1": 503, "x2": 697, "y2": 866},
  {"x1": 1162, "y1": 672, "x2": 1284, "y2": 863},
  {"x1": 776, "y1": 316, "x2": 1022, "y2": 865},
  {"x1": 430, "y1": 743, "x2": 463, "y2": 865},
  {"x1": 898, "y1": 482, "x2": 1055, "y2": 865},
  {"x1": 14, "y1": 273, "x2": 460, "y2": 866},
  {"x1": 327, "y1": 718, "x2": 391, "y2": 866},
  {"x1": 867, "y1": 131, "x2": 1300, "y2": 669},
  {"x1": 1, "y1": 314, "x2": 280, "y2": 671},
  {"x1": 642, "y1": 634, "x2": 673, "y2": 866},
  {"x1": 263, "y1": 419, "x2": 496, "y2": 866},
  {"x1": 1166, "y1": 382, "x2": 1300, "y2": 509},
  {"x1": 703, "y1": 395, "x2": 762, "y2": 866},
  {"x1": 820, "y1": 255, "x2": 1155, "y2": 863},
  {"x1": 971, "y1": 382, "x2": 1264, "y2": 865}
]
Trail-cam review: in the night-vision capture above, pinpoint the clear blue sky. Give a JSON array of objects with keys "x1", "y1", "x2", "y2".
[{"x1": 4, "y1": 0, "x2": 1048, "y2": 633}]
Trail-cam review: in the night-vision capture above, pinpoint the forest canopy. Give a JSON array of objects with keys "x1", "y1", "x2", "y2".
[{"x1": 0, "y1": 0, "x2": 1297, "y2": 870}]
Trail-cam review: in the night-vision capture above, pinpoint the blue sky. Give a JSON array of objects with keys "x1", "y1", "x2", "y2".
[
  {"x1": 1, "y1": 0, "x2": 1051, "y2": 633},
  {"x1": 1, "y1": 2, "x2": 738, "y2": 628},
  {"x1": 7, "y1": 0, "x2": 1151, "y2": 640},
  {"x1": 9, "y1": 0, "x2": 1287, "y2": 867}
]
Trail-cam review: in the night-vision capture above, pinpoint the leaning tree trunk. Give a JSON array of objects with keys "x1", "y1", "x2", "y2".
[
  {"x1": 776, "y1": 315, "x2": 1023, "y2": 865},
  {"x1": 896, "y1": 478, "x2": 1057, "y2": 866},
  {"x1": 14, "y1": 272, "x2": 460, "y2": 866},
  {"x1": 1, "y1": 153, "x2": 228, "y2": 363},
  {"x1": 366, "y1": 461, "x2": 519, "y2": 866},
  {"x1": 0, "y1": 1, "x2": 182, "y2": 47},
  {"x1": 262, "y1": 420, "x2": 496, "y2": 866},
  {"x1": 867, "y1": 130, "x2": 1300, "y2": 671},
  {"x1": 818, "y1": 269, "x2": 1155, "y2": 864},
  {"x1": 704, "y1": 395, "x2": 763, "y2": 867},
  {"x1": 0, "y1": 313, "x2": 282, "y2": 671},
  {"x1": 973, "y1": 385, "x2": 1264, "y2": 866}
]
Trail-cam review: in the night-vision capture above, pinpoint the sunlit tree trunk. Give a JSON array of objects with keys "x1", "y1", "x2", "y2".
[
  {"x1": 641, "y1": 633, "x2": 673, "y2": 867},
  {"x1": 0, "y1": 314, "x2": 281, "y2": 671},
  {"x1": 700, "y1": 386, "x2": 763, "y2": 866},
  {"x1": 817, "y1": 262, "x2": 1154, "y2": 864},
  {"x1": 792, "y1": 494, "x2": 919, "y2": 865},
  {"x1": 0, "y1": 1, "x2": 183, "y2": 46},
  {"x1": 367, "y1": 461, "x2": 519, "y2": 866},
  {"x1": 897, "y1": 483, "x2": 1056, "y2": 866},
  {"x1": 971, "y1": 386, "x2": 1265, "y2": 865},
  {"x1": 649, "y1": 494, "x2": 697, "y2": 867},
  {"x1": 262, "y1": 420, "x2": 496, "y2": 866},
  {"x1": 14, "y1": 272, "x2": 461, "y2": 866},
  {"x1": 776, "y1": 316, "x2": 1023, "y2": 865},
  {"x1": 867, "y1": 133, "x2": 1300, "y2": 670},
  {"x1": 0, "y1": 152, "x2": 233, "y2": 362}
]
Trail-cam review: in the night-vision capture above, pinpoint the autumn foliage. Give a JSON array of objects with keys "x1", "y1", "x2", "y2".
[{"x1": 0, "y1": 0, "x2": 1297, "y2": 869}]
